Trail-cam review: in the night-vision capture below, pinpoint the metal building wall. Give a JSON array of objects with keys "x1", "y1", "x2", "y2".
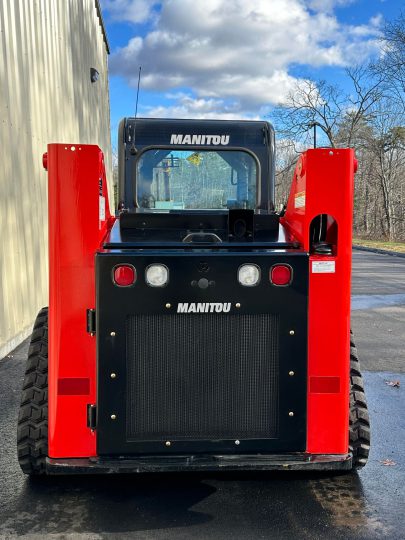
[{"x1": 0, "y1": 0, "x2": 112, "y2": 358}]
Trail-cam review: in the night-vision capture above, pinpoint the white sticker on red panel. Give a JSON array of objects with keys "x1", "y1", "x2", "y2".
[
  {"x1": 294, "y1": 191, "x2": 306, "y2": 209},
  {"x1": 99, "y1": 195, "x2": 105, "y2": 222},
  {"x1": 312, "y1": 260, "x2": 335, "y2": 273}
]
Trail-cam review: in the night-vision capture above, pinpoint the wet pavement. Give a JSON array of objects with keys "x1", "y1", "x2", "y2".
[
  {"x1": 351, "y1": 251, "x2": 405, "y2": 373},
  {"x1": 0, "y1": 249, "x2": 404, "y2": 539}
]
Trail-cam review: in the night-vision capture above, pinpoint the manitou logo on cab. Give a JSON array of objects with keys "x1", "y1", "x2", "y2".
[
  {"x1": 170, "y1": 134, "x2": 230, "y2": 145},
  {"x1": 177, "y1": 302, "x2": 232, "y2": 313}
]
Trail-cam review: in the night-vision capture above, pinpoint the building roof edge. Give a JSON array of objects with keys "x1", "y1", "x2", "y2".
[{"x1": 95, "y1": 0, "x2": 110, "y2": 54}]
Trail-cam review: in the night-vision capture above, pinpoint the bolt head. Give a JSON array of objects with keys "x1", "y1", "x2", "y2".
[
  {"x1": 110, "y1": 373, "x2": 117, "y2": 379},
  {"x1": 165, "y1": 441, "x2": 171, "y2": 447},
  {"x1": 289, "y1": 330, "x2": 295, "y2": 336},
  {"x1": 288, "y1": 411, "x2": 294, "y2": 417},
  {"x1": 289, "y1": 370, "x2": 295, "y2": 376},
  {"x1": 235, "y1": 440, "x2": 240, "y2": 445},
  {"x1": 165, "y1": 303, "x2": 171, "y2": 309},
  {"x1": 235, "y1": 303, "x2": 241, "y2": 308},
  {"x1": 110, "y1": 414, "x2": 117, "y2": 420},
  {"x1": 110, "y1": 331, "x2": 116, "y2": 337}
]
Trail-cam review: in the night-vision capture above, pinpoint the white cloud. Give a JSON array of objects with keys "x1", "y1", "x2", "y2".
[
  {"x1": 106, "y1": 0, "x2": 383, "y2": 118},
  {"x1": 145, "y1": 93, "x2": 262, "y2": 119},
  {"x1": 370, "y1": 13, "x2": 384, "y2": 27}
]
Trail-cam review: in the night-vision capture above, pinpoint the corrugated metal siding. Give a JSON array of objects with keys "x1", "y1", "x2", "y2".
[{"x1": 0, "y1": 0, "x2": 112, "y2": 357}]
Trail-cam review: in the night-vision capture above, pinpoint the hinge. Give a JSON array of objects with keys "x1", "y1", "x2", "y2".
[
  {"x1": 86, "y1": 309, "x2": 96, "y2": 335},
  {"x1": 87, "y1": 404, "x2": 97, "y2": 430}
]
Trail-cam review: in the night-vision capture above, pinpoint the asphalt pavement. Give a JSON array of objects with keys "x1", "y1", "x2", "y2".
[
  {"x1": 351, "y1": 250, "x2": 405, "y2": 373},
  {"x1": 0, "y1": 249, "x2": 404, "y2": 540}
]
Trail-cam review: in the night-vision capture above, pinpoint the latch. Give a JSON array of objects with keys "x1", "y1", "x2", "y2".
[
  {"x1": 87, "y1": 404, "x2": 97, "y2": 430},
  {"x1": 86, "y1": 309, "x2": 96, "y2": 335}
]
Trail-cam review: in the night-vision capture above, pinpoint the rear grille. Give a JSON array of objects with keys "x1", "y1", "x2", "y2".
[{"x1": 126, "y1": 313, "x2": 279, "y2": 442}]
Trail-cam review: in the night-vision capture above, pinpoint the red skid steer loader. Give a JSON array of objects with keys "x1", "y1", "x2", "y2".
[{"x1": 17, "y1": 118, "x2": 370, "y2": 474}]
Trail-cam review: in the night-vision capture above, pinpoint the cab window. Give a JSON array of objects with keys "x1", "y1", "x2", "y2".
[{"x1": 136, "y1": 149, "x2": 257, "y2": 210}]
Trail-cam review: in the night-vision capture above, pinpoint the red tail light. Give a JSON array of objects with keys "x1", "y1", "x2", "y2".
[
  {"x1": 270, "y1": 264, "x2": 292, "y2": 286},
  {"x1": 113, "y1": 265, "x2": 136, "y2": 287}
]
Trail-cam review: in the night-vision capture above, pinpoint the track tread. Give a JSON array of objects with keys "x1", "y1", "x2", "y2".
[
  {"x1": 349, "y1": 330, "x2": 370, "y2": 469},
  {"x1": 17, "y1": 308, "x2": 49, "y2": 475}
]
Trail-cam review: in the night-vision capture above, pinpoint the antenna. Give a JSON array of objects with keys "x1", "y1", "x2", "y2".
[
  {"x1": 308, "y1": 121, "x2": 320, "y2": 149},
  {"x1": 130, "y1": 66, "x2": 142, "y2": 155}
]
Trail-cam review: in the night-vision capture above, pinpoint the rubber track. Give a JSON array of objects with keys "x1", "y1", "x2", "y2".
[
  {"x1": 349, "y1": 330, "x2": 371, "y2": 468},
  {"x1": 17, "y1": 308, "x2": 48, "y2": 474}
]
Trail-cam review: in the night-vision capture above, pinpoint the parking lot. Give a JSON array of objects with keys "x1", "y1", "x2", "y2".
[{"x1": 0, "y1": 249, "x2": 404, "y2": 540}]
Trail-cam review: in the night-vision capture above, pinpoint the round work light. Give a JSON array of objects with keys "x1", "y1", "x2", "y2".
[
  {"x1": 145, "y1": 264, "x2": 169, "y2": 287},
  {"x1": 238, "y1": 264, "x2": 261, "y2": 287}
]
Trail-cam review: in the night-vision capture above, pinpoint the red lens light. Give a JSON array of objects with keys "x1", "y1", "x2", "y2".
[
  {"x1": 270, "y1": 265, "x2": 292, "y2": 286},
  {"x1": 113, "y1": 265, "x2": 136, "y2": 286}
]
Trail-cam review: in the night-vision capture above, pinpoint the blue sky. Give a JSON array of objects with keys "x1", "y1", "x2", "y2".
[{"x1": 100, "y1": 0, "x2": 404, "y2": 150}]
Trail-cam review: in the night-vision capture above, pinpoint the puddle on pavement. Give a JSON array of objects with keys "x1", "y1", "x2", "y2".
[{"x1": 309, "y1": 473, "x2": 392, "y2": 538}]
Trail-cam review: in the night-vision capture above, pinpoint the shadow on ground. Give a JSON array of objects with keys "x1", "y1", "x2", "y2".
[{"x1": 0, "y1": 467, "x2": 387, "y2": 539}]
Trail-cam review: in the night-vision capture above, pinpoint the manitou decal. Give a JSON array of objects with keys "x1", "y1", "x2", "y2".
[
  {"x1": 177, "y1": 302, "x2": 231, "y2": 313},
  {"x1": 170, "y1": 134, "x2": 230, "y2": 146}
]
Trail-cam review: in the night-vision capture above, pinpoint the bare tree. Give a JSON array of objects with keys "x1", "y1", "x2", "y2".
[
  {"x1": 273, "y1": 79, "x2": 344, "y2": 147},
  {"x1": 368, "y1": 101, "x2": 405, "y2": 240},
  {"x1": 272, "y1": 52, "x2": 405, "y2": 241},
  {"x1": 274, "y1": 140, "x2": 300, "y2": 208},
  {"x1": 338, "y1": 97, "x2": 405, "y2": 241},
  {"x1": 340, "y1": 67, "x2": 386, "y2": 147},
  {"x1": 372, "y1": 12, "x2": 405, "y2": 106},
  {"x1": 273, "y1": 67, "x2": 384, "y2": 148}
]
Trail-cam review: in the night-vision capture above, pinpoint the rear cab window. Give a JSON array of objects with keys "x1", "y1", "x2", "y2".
[{"x1": 136, "y1": 149, "x2": 258, "y2": 210}]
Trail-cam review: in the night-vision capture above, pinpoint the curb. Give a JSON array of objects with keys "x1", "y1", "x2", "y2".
[{"x1": 353, "y1": 245, "x2": 405, "y2": 258}]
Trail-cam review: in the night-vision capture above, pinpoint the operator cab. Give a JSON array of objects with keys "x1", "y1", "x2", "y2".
[
  {"x1": 118, "y1": 118, "x2": 276, "y2": 212},
  {"x1": 115, "y1": 118, "x2": 281, "y2": 244}
]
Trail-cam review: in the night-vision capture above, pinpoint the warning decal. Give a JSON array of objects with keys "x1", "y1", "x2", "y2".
[
  {"x1": 294, "y1": 191, "x2": 306, "y2": 209},
  {"x1": 312, "y1": 261, "x2": 336, "y2": 274},
  {"x1": 186, "y1": 152, "x2": 202, "y2": 166}
]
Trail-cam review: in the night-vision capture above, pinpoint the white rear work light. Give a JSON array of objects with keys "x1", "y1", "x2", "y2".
[
  {"x1": 238, "y1": 264, "x2": 260, "y2": 286},
  {"x1": 145, "y1": 264, "x2": 169, "y2": 287}
]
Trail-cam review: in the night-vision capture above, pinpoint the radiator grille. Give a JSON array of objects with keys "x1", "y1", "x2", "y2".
[{"x1": 126, "y1": 313, "x2": 279, "y2": 441}]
